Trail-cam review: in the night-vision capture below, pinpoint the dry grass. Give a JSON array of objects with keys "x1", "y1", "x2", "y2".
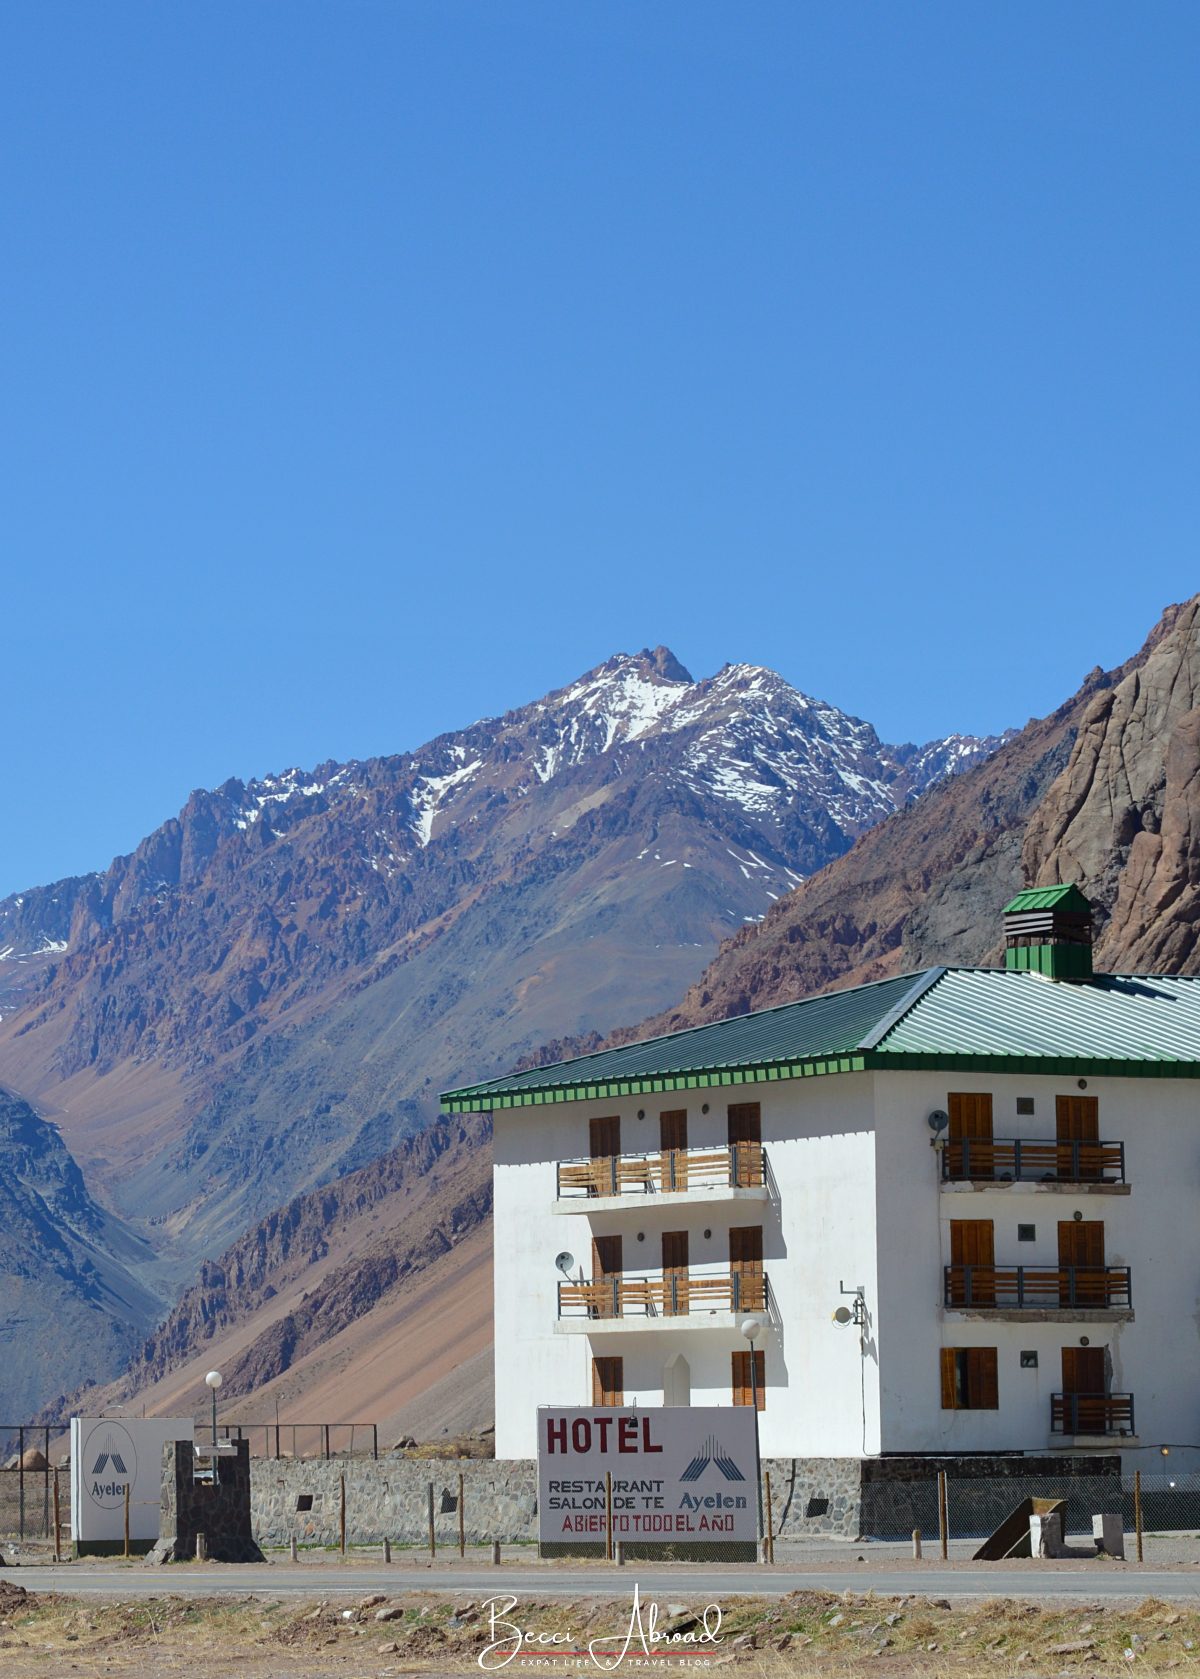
[{"x1": 2, "y1": 1580, "x2": 1200, "y2": 1676}]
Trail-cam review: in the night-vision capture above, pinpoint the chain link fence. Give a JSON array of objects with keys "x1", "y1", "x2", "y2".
[{"x1": 0, "y1": 1467, "x2": 70, "y2": 1543}]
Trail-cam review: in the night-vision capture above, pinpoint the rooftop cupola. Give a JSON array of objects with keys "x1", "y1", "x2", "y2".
[{"x1": 1003, "y1": 884, "x2": 1094, "y2": 980}]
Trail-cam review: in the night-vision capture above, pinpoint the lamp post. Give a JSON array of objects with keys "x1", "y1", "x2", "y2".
[
  {"x1": 740, "y1": 1317, "x2": 764, "y2": 1549},
  {"x1": 204, "y1": 1370, "x2": 223, "y2": 1459}
]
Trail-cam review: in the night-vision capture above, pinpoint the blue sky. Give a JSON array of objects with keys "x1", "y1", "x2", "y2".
[{"x1": 3, "y1": 3, "x2": 1197, "y2": 896}]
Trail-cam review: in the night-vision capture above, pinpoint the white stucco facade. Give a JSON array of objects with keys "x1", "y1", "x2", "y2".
[{"x1": 492, "y1": 1067, "x2": 1200, "y2": 1471}]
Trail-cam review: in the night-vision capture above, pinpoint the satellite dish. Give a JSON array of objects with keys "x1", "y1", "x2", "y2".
[
  {"x1": 555, "y1": 1252, "x2": 576, "y2": 1277},
  {"x1": 927, "y1": 1110, "x2": 950, "y2": 1133},
  {"x1": 832, "y1": 1306, "x2": 854, "y2": 1326}
]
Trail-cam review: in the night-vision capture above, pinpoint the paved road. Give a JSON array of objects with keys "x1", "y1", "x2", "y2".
[{"x1": 4, "y1": 1563, "x2": 1200, "y2": 1602}]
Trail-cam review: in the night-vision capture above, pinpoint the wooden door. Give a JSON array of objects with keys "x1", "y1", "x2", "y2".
[
  {"x1": 948, "y1": 1092, "x2": 993, "y2": 1178},
  {"x1": 732, "y1": 1349, "x2": 765, "y2": 1410},
  {"x1": 728, "y1": 1102, "x2": 763, "y2": 1187},
  {"x1": 1058, "y1": 1220, "x2": 1105, "y2": 1306},
  {"x1": 1056, "y1": 1095, "x2": 1100, "y2": 1180},
  {"x1": 662, "y1": 1230, "x2": 689, "y2": 1315},
  {"x1": 730, "y1": 1225, "x2": 764, "y2": 1311},
  {"x1": 592, "y1": 1356, "x2": 623, "y2": 1407},
  {"x1": 1062, "y1": 1345, "x2": 1108, "y2": 1433},
  {"x1": 588, "y1": 1115, "x2": 621, "y2": 1196},
  {"x1": 592, "y1": 1234, "x2": 623, "y2": 1319},
  {"x1": 949, "y1": 1219, "x2": 995, "y2": 1306},
  {"x1": 660, "y1": 1109, "x2": 688, "y2": 1191}
]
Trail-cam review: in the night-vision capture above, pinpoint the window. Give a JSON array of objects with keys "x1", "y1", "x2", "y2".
[
  {"x1": 592, "y1": 1356, "x2": 624, "y2": 1407},
  {"x1": 732, "y1": 1349, "x2": 765, "y2": 1410},
  {"x1": 1018, "y1": 1224, "x2": 1036, "y2": 1242},
  {"x1": 940, "y1": 1347, "x2": 998, "y2": 1409},
  {"x1": 1016, "y1": 1096, "x2": 1035, "y2": 1116}
]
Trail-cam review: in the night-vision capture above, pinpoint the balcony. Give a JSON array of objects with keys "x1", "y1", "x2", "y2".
[
  {"x1": 554, "y1": 1143, "x2": 769, "y2": 1212},
  {"x1": 1051, "y1": 1392, "x2": 1136, "y2": 1439},
  {"x1": 942, "y1": 1138, "x2": 1127, "y2": 1190},
  {"x1": 556, "y1": 1270, "x2": 770, "y2": 1334},
  {"x1": 944, "y1": 1264, "x2": 1133, "y2": 1321}
]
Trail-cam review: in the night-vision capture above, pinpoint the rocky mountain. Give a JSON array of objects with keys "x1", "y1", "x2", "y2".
[
  {"x1": 0, "y1": 1087, "x2": 161, "y2": 1419},
  {"x1": 620, "y1": 597, "x2": 1199, "y2": 1037},
  {"x1": 0, "y1": 650, "x2": 1001, "y2": 1269}
]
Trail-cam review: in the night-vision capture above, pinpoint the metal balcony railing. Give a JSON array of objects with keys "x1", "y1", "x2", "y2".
[
  {"x1": 1051, "y1": 1392, "x2": 1136, "y2": 1436},
  {"x1": 944, "y1": 1264, "x2": 1133, "y2": 1311},
  {"x1": 556, "y1": 1142, "x2": 765, "y2": 1199},
  {"x1": 557, "y1": 1270, "x2": 770, "y2": 1320},
  {"x1": 942, "y1": 1137, "x2": 1126, "y2": 1184}
]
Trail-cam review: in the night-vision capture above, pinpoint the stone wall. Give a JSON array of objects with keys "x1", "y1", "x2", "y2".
[
  {"x1": 159, "y1": 1439, "x2": 264, "y2": 1563},
  {"x1": 248, "y1": 1451, "x2": 1124, "y2": 1548},
  {"x1": 248, "y1": 1455, "x2": 863, "y2": 1548}
]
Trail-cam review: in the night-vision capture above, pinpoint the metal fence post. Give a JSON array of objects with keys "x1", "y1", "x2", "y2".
[
  {"x1": 17, "y1": 1427, "x2": 24, "y2": 1544},
  {"x1": 373, "y1": 1425, "x2": 379, "y2": 1462},
  {"x1": 123, "y1": 1484, "x2": 130, "y2": 1559},
  {"x1": 1134, "y1": 1469, "x2": 1144, "y2": 1562},
  {"x1": 339, "y1": 1473, "x2": 346, "y2": 1559},
  {"x1": 427, "y1": 1482, "x2": 436, "y2": 1558},
  {"x1": 764, "y1": 1469, "x2": 775, "y2": 1564},
  {"x1": 53, "y1": 1468, "x2": 61, "y2": 1562},
  {"x1": 458, "y1": 1471, "x2": 466, "y2": 1558},
  {"x1": 937, "y1": 1470, "x2": 948, "y2": 1560},
  {"x1": 605, "y1": 1471, "x2": 613, "y2": 1562}
]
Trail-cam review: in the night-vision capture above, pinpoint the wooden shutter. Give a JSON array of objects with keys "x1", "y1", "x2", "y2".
[
  {"x1": 1062, "y1": 1346, "x2": 1106, "y2": 1393},
  {"x1": 1058, "y1": 1220, "x2": 1105, "y2": 1306},
  {"x1": 968, "y1": 1348, "x2": 999, "y2": 1409},
  {"x1": 662, "y1": 1231, "x2": 688, "y2": 1316},
  {"x1": 730, "y1": 1225, "x2": 764, "y2": 1310},
  {"x1": 732, "y1": 1350, "x2": 765, "y2": 1410},
  {"x1": 948, "y1": 1093, "x2": 993, "y2": 1178},
  {"x1": 1056, "y1": 1095, "x2": 1100, "y2": 1179},
  {"x1": 588, "y1": 1116, "x2": 621, "y2": 1196},
  {"x1": 592, "y1": 1234, "x2": 623, "y2": 1319},
  {"x1": 592, "y1": 1357, "x2": 623, "y2": 1407},
  {"x1": 949, "y1": 1219, "x2": 994, "y2": 1306},
  {"x1": 728, "y1": 1103, "x2": 762, "y2": 1186},
  {"x1": 940, "y1": 1348, "x2": 957, "y2": 1409},
  {"x1": 660, "y1": 1110, "x2": 687, "y2": 1190}
]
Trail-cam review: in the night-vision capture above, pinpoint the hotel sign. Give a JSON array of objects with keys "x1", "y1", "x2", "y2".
[{"x1": 537, "y1": 1407, "x2": 758, "y2": 1544}]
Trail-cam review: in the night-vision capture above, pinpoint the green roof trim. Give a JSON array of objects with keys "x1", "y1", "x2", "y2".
[
  {"x1": 440, "y1": 964, "x2": 1200, "y2": 1114},
  {"x1": 1003, "y1": 884, "x2": 1092, "y2": 914}
]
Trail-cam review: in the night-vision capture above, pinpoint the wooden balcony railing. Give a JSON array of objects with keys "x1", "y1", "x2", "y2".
[
  {"x1": 943, "y1": 1137, "x2": 1126, "y2": 1184},
  {"x1": 556, "y1": 1142, "x2": 765, "y2": 1199},
  {"x1": 1051, "y1": 1392, "x2": 1136, "y2": 1436},
  {"x1": 557, "y1": 1270, "x2": 769, "y2": 1320},
  {"x1": 944, "y1": 1264, "x2": 1133, "y2": 1311}
]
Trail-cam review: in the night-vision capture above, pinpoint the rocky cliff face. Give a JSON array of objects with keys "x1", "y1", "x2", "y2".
[
  {"x1": 621, "y1": 601, "x2": 1190, "y2": 1036},
  {"x1": 0, "y1": 1088, "x2": 161, "y2": 1419}
]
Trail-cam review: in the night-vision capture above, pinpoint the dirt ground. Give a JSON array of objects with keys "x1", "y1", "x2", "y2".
[{"x1": 4, "y1": 1577, "x2": 1200, "y2": 1679}]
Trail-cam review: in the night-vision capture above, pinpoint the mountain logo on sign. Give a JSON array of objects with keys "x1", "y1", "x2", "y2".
[
  {"x1": 91, "y1": 1435, "x2": 129, "y2": 1477},
  {"x1": 679, "y1": 1434, "x2": 746, "y2": 1482}
]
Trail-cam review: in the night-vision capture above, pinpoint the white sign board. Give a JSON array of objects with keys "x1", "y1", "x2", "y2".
[
  {"x1": 537, "y1": 1406, "x2": 758, "y2": 1544},
  {"x1": 70, "y1": 1415, "x2": 194, "y2": 1545}
]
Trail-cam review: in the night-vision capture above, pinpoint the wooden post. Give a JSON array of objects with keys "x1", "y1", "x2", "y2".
[
  {"x1": 373, "y1": 1425, "x2": 379, "y2": 1462},
  {"x1": 605, "y1": 1470, "x2": 613, "y2": 1563},
  {"x1": 492, "y1": 1539, "x2": 501, "y2": 1565},
  {"x1": 1134, "y1": 1469, "x2": 1144, "y2": 1562},
  {"x1": 290, "y1": 1536, "x2": 298, "y2": 1562},
  {"x1": 427, "y1": 1482, "x2": 436, "y2": 1558},
  {"x1": 383, "y1": 1536, "x2": 391, "y2": 1564},
  {"x1": 339, "y1": 1473, "x2": 346, "y2": 1559},
  {"x1": 458, "y1": 1471, "x2": 465, "y2": 1559},
  {"x1": 324, "y1": 1424, "x2": 330, "y2": 1461},
  {"x1": 615, "y1": 1540, "x2": 625, "y2": 1566},
  {"x1": 912, "y1": 1527, "x2": 922, "y2": 1560},
  {"x1": 764, "y1": 1470, "x2": 775, "y2": 1564},
  {"x1": 17, "y1": 1427, "x2": 24, "y2": 1544},
  {"x1": 937, "y1": 1470, "x2": 949, "y2": 1561},
  {"x1": 123, "y1": 1482, "x2": 131, "y2": 1559},
  {"x1": 53, "y1": 1468, "x2": 61, "y2": 1563},
  {"x1": 196, "y1": 1533, "x2": 207, "y2": 1562}
]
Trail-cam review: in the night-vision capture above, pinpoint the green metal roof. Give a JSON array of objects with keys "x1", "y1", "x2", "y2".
[
  {"x1": 439, "y1": 964, "x2": 1200, "y2": 1112},
  {"x1": 1003, "y1": 884, "x2": 1092, "y2": 914}
]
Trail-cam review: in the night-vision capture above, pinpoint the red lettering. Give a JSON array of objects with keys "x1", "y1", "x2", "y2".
[
  {"x1": 618, "y1": 1417, "x2": 638, "y2": 1452},
  {"x1": 546, "y1": 1417, "x2": 567, "y2": 1453},
  {"x1": 594, "y1": 1416, "x2": 612, "y2": 1452},
  {"x1": 642, "y1": 1415, "x2": 663, "y2": 1454},
  {"x1": 571, "y1": 1419, "x2": 591, "y2": 1453}
]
